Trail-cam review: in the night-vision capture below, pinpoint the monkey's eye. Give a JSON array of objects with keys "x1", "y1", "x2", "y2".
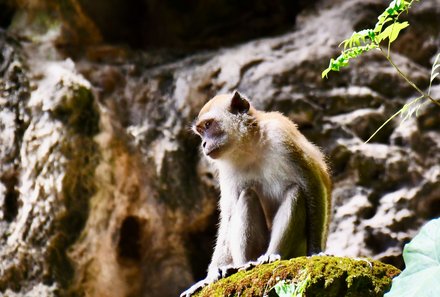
[
  {"x1": 195, "y1": 119, "x2": 213, "y2": 134},
  {"x1": 204, "y1": 120, "x2": 212, "y2": 130}
]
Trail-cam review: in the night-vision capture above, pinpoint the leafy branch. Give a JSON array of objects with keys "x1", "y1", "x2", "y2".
[
  {"x1": 322, "y1": 0, "x2": 440, "y2": 142},
  {"x1": 322, "y1": 0, "x2": 413, "y2": 78}
]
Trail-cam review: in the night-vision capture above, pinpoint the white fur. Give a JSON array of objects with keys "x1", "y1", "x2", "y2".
[{"x1": 215, "y1": 117, "x2": 301, "y2": 203}]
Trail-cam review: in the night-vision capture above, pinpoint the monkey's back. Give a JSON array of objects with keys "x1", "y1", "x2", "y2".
[{"x1": 255, "y1": 109, "x2": 332, "y2": 253}]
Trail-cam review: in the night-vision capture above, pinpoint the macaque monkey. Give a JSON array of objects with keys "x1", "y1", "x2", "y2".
[{"x1": 181, "y1": 91, "x2": 331, "y2": 296}]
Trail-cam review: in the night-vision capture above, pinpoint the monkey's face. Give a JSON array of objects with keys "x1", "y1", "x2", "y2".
[
  {"x1": 193, "y1": 91, "x2": 255, "y2": 160},
  {"x1": 194, "y1": 117, "x2": 229, "y2": 159}
]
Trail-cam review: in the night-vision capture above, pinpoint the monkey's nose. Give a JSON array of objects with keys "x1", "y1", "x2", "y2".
[{"x1": 202, "y1": 141, "x2": 207, "y2": 148}]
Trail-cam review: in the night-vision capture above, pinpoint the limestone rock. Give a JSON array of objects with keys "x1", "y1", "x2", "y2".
[
  {"x1": 0, "y1": 32, "x2": 99, "y2": 295},
  {"x1": 0, "y1": 0, "x2": 439, "y2": 296}
]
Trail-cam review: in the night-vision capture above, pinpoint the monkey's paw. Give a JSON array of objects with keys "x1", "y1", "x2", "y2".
[
  {"x1": 180, "y1": 267, "x2": 228, "y2": 297},
  {"x1": 257, "y1": 253, "x2": 281, "y2": 264},
  {"x1": 180, "y1": 278, "x2": 212, "y2": 297},
  {"x1": 219, "y1": 265, "x2": 240, "y2": 278},
  {"x1": 239, "y1": 254, "x2": 281, "y2": 272}
]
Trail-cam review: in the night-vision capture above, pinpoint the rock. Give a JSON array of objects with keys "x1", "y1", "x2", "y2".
[
  {"x1": 4, "y1": 0, "x2": 317, "y2": 50},
  {"x1": 0, "y1": 0, "x2": 439, "y2": 296},
  {"x1": 0, "y1": 32, "x2": 100, "y2": 295}
]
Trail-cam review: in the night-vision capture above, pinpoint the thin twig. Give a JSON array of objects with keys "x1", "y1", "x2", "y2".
[
  {"x1": 365, "y1": 95, "x2": 424, "y2": 143},
  {"x1": 387, "y1": 0, "x2": 415, "y2": 57},
  {"x1": 365, "y1": 108, "x2": 402, "y2": 143},
  {"x1": 379, "y1": 47, "x2": 440, "y2": 107}
]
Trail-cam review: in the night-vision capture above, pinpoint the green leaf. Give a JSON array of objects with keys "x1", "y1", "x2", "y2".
[
  {"x1": 387, "y1": 0, "x2": 409, "y2": 15},
  {"x1": 374, "y1": 16, "x2": 393, "y2": 35},
  {"x1": 431, "y1": 53, "x2": 440, "y2": 83},
  {"x1": 322, "y1": 44, "x2": 379, "y2": 78},
  {"x1": 428, "y1": 52, "x2": 440, "y2": 95},
  {"x1": 341, "y1": 30, "x2": 375, "y2": 49},
  {"x1": 322, "y1": 67, "x2": 332, "y2": 79},
  {"x1": 385, "y1": 218, "x2": 440, "y2": 297},
  {"x1": 274, "y1": 280, "x2": 297, "y2": 297},
  {"x1": 377, "y1": 21, "x2": 409, "y2": 43}
]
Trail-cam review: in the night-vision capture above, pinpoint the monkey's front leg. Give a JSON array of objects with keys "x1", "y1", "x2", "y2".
[
  {"x1": 242, "y1": 185, "x2": 306, "y2": 270},
  {"x1": 264, "y1": 185, "x2": 307, "y2": 260},
  {"x1": 180, "y1": 188, "x2": 268, "y2": 296},
  {"x1": 229, "y1": 188, "x2": 269, "y2": 265},
  {"x1": 204, "y1": 187, "x2": 268, "y2": 278}
]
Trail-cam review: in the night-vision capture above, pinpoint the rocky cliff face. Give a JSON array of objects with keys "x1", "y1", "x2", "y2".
[{"x1": 0, "y1": 0, "x2": 439, "y2": 296}]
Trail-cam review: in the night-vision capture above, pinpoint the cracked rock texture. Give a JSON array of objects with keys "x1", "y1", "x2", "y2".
[{"x1": 0, "y1": 0, "x2": 439, "y2": 296}]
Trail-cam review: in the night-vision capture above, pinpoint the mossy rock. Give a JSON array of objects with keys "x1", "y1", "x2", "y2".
[{"x1": 195, "y1": 256, "x2": 400, "y2": 297}]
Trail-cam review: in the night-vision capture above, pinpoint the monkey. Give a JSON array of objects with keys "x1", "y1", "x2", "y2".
[{"x1": 180, "y1": 91, "x2": 332, "y2": 297}]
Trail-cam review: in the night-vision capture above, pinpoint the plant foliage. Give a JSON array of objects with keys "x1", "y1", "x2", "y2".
[
  {"x1": 273, "y1": 280, "x2": 300, "y2": 297},
  {"x1": 384, "y1": 218, "x2": 440, "y2": 297},
  {"x1": 322, "y1": 0, "x2": 415, "y2": 78},
  {"x1": 272, "y1": 275, "x2": 310, "y2": 297}
]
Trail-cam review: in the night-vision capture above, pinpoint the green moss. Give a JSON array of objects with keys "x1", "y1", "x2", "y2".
[{"x1": 195, "y1": 256, "x2": 400, "y2": 297}]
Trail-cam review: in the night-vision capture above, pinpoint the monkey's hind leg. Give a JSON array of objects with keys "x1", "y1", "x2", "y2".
[{"x1": 229, "y1": 188, "x2": 269, "y2": 266}]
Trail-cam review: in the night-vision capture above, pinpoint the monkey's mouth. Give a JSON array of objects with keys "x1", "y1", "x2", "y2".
[
  {"x1": 204, "y1": 145, "x2": 222, "y2": 158},
  {"x1": 205, "y1": 146, "x2": 220, "y2": 157}
]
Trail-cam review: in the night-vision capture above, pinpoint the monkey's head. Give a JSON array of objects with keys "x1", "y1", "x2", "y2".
[{"x1": 193, "y1": 91, "x2": 258, "y2": 160}]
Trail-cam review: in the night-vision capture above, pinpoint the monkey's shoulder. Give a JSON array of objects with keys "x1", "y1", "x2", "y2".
[
  {"x1": 257, "y1": 111, "x2": 305, "y2": 148},
  {"x1": 257, "y1": 110, "x2": 328, "y2": 174},
  {"x1": 256, "y1": 110, "x2": 299, "y2": 131}
]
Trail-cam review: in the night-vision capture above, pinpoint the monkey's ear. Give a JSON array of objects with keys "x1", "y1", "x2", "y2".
[{"x1": 230, "y1": 91, "x2": 250, "y2": 114}]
